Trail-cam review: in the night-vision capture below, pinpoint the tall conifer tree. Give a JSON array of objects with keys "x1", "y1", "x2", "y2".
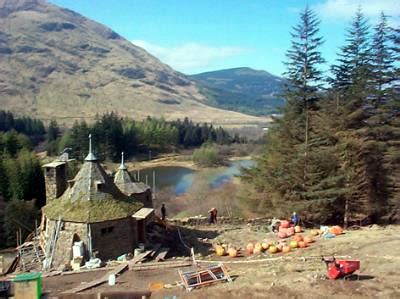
[{"x1": 284, "y1": 6, "x2": 325, "y2": 182}]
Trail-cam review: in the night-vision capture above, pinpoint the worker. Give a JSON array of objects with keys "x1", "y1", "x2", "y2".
[
  {"x1": 161, "y1": 203, "x2": 166, "y2": 221},
  {"x1": 208, "y1": 208, "x2": 218, "y2": 224},
  {"x1": 212, "y1": 208, "x2": 218, "y2": 223},
  {"x1": 291, "y1": 211, "x2": 299, "y2": 226},
  {"x1": 270, "y1": 217, "x2": 281, "y2": 233},
  {"x1": 208, "y1": 210, "x2": 214, "y2": 224}
]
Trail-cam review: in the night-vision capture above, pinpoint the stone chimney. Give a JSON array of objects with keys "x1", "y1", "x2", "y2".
[{"x1": 42, "y1": 161, "x2": 67, "y2": 202}]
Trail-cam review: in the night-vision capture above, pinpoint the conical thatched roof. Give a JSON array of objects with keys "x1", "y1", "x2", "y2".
[
  {"x1": 43, "y1": 139, "x2": 142, "y2": 222},
  {"x1": 114, "y1": 153, "x2": 150, "y2": 195}
]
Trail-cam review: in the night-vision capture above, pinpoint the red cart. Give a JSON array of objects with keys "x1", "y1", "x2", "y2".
[{"x1": 323, "y1": 257, "x2": 360, "y2": 280}]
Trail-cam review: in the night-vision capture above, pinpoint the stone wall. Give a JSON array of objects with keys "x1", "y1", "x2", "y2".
[
  {"x1": 42, "y1": 217, "x2": 138, "y2": 268},
  {"x1": 43, "y1": 219, "x2": 89, "y2": 269},
  {"x1": 91, "y1": 217, "x2": 137, "y2": 261},
  {"x1": 168, "y1": 215, "x2": 272, "y2": 227}
]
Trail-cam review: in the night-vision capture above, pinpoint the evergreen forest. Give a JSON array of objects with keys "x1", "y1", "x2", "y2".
[{"x1": 243, "y1": 8, "x2": 399, "y2": 226}]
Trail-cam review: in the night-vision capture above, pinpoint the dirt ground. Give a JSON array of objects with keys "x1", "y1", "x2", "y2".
[{"x1": 40, "y1": 224, "x2": 400, "y2": 298}]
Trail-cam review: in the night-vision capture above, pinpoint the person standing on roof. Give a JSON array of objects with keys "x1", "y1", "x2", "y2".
[
  {"x1": 291, "y1": 211, "x2": 299, "y2": 226},
  {"x1": 161, "y1": 203, "x2": 166, "y2": 221}
]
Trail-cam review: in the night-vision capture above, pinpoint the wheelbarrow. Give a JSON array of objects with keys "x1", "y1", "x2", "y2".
[{"x1": 322, "y1": 257, "x2": 360, "y2": 280}]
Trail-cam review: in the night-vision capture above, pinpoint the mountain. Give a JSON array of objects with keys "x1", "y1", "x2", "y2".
[
  {"x1": 191, "y1": 67, "x2": 285, "y2": 116},
  {"x1": 0, "y1": 0, "x2": 268, "y2": 126}
]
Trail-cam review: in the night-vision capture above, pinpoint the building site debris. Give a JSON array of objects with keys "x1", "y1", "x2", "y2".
[
  {"x1": 43, "y1": 217, "x2": 63, "y2": 270},
  {"x1": 128, "y1": 250, "x2": 153, "y2": 267},
  {"x1": 116, "y1": 253, "x2": 133, "y2": 262},
  {"x1": 54, "y1": 290, "x2": 151, "y2": 299},
  {"x1": 70, "y1": 255, "x2": 84, "y2": 270},
  {"x1": 4, "y1": 256, "x2": 19, "y2": 275},
  {"x1": 154, "y1": 247, "x2": 170, "y2": 262},
  {"x1": 84, "y1": 258, "x2": 102, "y2": 269},
  {"x1": 61, "y1": 263, "x2": 128, "y2": 294},
  {"x1": 108, "y1": 273, "x2": 116, "y2": 286},
  {"x1": 148, "y1": 281, "x2": 165, "y2": 291},
  {"x1": 178, "y1": 263, "x2": 231, "y2": 291},
  {"x1": 129, "y1": 260, "x2": 192, "y2": 271},
  {"x1": 17, "y1": 239, "x2": 45, "y2": 272},
  {"x1": 194, "y1": 255, "x2": 352, "y2": 265},
  {"x1": 149, "y1": 243, "x2": 162, "y2": 258}
]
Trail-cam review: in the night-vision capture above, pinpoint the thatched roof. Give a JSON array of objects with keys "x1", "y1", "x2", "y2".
[
  {"x1": 114, "y1": 153, "x2": 150, "y2": 195},
  {"x1": 42, "y1": 146, "x2": 142, "y2": 222},
  {"x1": 114, "y1": 169, "x2": 150, "y2": 195},
  {"x1": 43, "y1": 197, "x2": 142, "y2": 223}
]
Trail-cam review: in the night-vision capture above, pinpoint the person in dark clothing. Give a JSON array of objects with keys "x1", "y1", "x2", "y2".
[
  {"x1": 161, "y1": 203, "x2": 166, "y2": 221},
  {"x1": 208, "y1": 208, "x2": 218, "y2": 224},
  {"x1": 208, "y1": 210, "x2": 214, "y2": 224}
]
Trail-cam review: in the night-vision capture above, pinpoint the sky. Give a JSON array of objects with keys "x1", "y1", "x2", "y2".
[{"x1": 49, "y1": 0, "x2": 399, "y2": 76}]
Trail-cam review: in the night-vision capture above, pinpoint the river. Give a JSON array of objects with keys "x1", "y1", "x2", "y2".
[{"x1": 133, "y1": 159, "x2": 255, "y2": 196}]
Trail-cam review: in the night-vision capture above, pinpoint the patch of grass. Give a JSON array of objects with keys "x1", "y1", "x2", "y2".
[{"x1": 43, "y1": 197, "x2": 142, "y2": 222}]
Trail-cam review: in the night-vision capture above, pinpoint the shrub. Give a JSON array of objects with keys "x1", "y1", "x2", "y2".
[{"x1": 192, "y1": 146, "x2": 223, "y2": 167}]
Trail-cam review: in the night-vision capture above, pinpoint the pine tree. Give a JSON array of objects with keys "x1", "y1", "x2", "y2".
[
  {"x1": 370, "y1": 13, "x2": 395, "y2": 106},
  {"x1": 382, "y1": 25, "x2": 400, "y2": 222},
  {"x1": 47, "y1": 120, "x2": 60, "y2": 142},
  {"x1": 328, "y1": 10, "x2": 398, "y2": 225},
  {"x1": 284, "y1": 6, "x2": 325, "y2": 183},
  {"x1": 241, "y1": 7, "x2": 328, "y2": 221},
  {"x1": 332, "y1": 8, "x2": 371, "y2": 99}
]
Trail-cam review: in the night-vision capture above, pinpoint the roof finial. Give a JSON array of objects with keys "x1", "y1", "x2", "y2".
[
  {"x1": 119, "y1": 151, "x2": 127, "y2": 170},
  {"x1": 89, "y1": 133, "x2": 92, "y2": 153},
  {"x1": 85, "y1": 133, "x2": 97, "y2": 161}
]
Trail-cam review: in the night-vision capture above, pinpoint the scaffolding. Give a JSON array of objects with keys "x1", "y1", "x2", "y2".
[{"x1": 17, "y1": 229, "x2": 45, "y2": 272}]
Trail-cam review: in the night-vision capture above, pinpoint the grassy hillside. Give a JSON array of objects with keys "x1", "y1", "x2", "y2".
[
  {"x1": 191, "y1": 67, "x2": 285, "y2": 115},
  {"x1": 0, "y1": 0, "x2": 269, "y2": 127}
]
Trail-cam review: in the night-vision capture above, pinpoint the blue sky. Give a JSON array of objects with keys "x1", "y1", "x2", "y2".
[{"x1": 49, "y1": 0, "x2": 399, "y2": 76}]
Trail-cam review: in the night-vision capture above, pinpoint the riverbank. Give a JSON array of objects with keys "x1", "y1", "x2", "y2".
[
  {"x1": 124, "y1": 154, "x2": 255, "y2": 171},
  {"x1": 126, "y1": 154, "x2": 197, "y2": 170}
]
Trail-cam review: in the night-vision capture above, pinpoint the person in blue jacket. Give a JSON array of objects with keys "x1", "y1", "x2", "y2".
[{"x1": 291, "y1": 211, "x2": 299, "y2": 226}]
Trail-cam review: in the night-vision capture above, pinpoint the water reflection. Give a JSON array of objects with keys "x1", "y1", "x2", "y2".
[{"x1": 135, "y1": 159, "x2": 255, "y2": 196}]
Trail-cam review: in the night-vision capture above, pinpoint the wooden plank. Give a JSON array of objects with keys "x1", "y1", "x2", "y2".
[
  {"x1": 108, "y1": 263, "x2": 128, "y2": 276},
  {"x1": 155, "y1": 247, "x2": 169, "y2": 262},
  {"x1": 128, "y1": 250, "x2": 153, "y2": 268},
  {"x1": 62, "y1": 263, "x2": 128, "y2": 294},
  {"x1": 4, "y1": 256, "x2": 19, "y2": 275},
  {"x1": 129, "y1": 260, "x2": 192, "y2": 271},
  {"x1": 149, "y1": 244, "x2": 162, "y2": 258}
]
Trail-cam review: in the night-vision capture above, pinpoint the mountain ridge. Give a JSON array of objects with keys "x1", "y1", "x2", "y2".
[
  {"x1": 0, "y1": 0, "x2": 269, "y2": 126},
  {"x1": 190, "y1": 67, "x2": 285, "y2": 116}
]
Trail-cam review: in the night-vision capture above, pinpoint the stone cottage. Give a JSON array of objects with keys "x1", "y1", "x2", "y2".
[{"x1": 40, "y1": 136, "x2": 154, "y2": 269}]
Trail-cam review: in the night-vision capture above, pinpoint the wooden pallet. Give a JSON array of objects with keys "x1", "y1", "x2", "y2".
[{"x1": 178, "y1": 263, "x2": 231, "y2": 291}]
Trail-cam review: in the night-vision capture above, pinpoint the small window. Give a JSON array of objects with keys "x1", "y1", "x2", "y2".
[
  {"x1": 101, "y1": 226, "x2": 114, "y2": 235},
  {"x1": 96, "y1": 181, "x2": 104, "y2": 191}
]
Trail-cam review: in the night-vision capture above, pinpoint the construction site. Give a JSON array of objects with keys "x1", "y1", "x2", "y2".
[{"x1": 0, "y1": 140, "x2": 399, "y2": 298}]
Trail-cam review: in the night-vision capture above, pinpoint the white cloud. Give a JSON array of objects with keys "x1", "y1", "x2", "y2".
[
  {"x1": 131, "y1": 40, "x2": 246, "y2": 73},
  {"x1": 313, "y1": 0, "x2": 400, "y2": 21}
]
